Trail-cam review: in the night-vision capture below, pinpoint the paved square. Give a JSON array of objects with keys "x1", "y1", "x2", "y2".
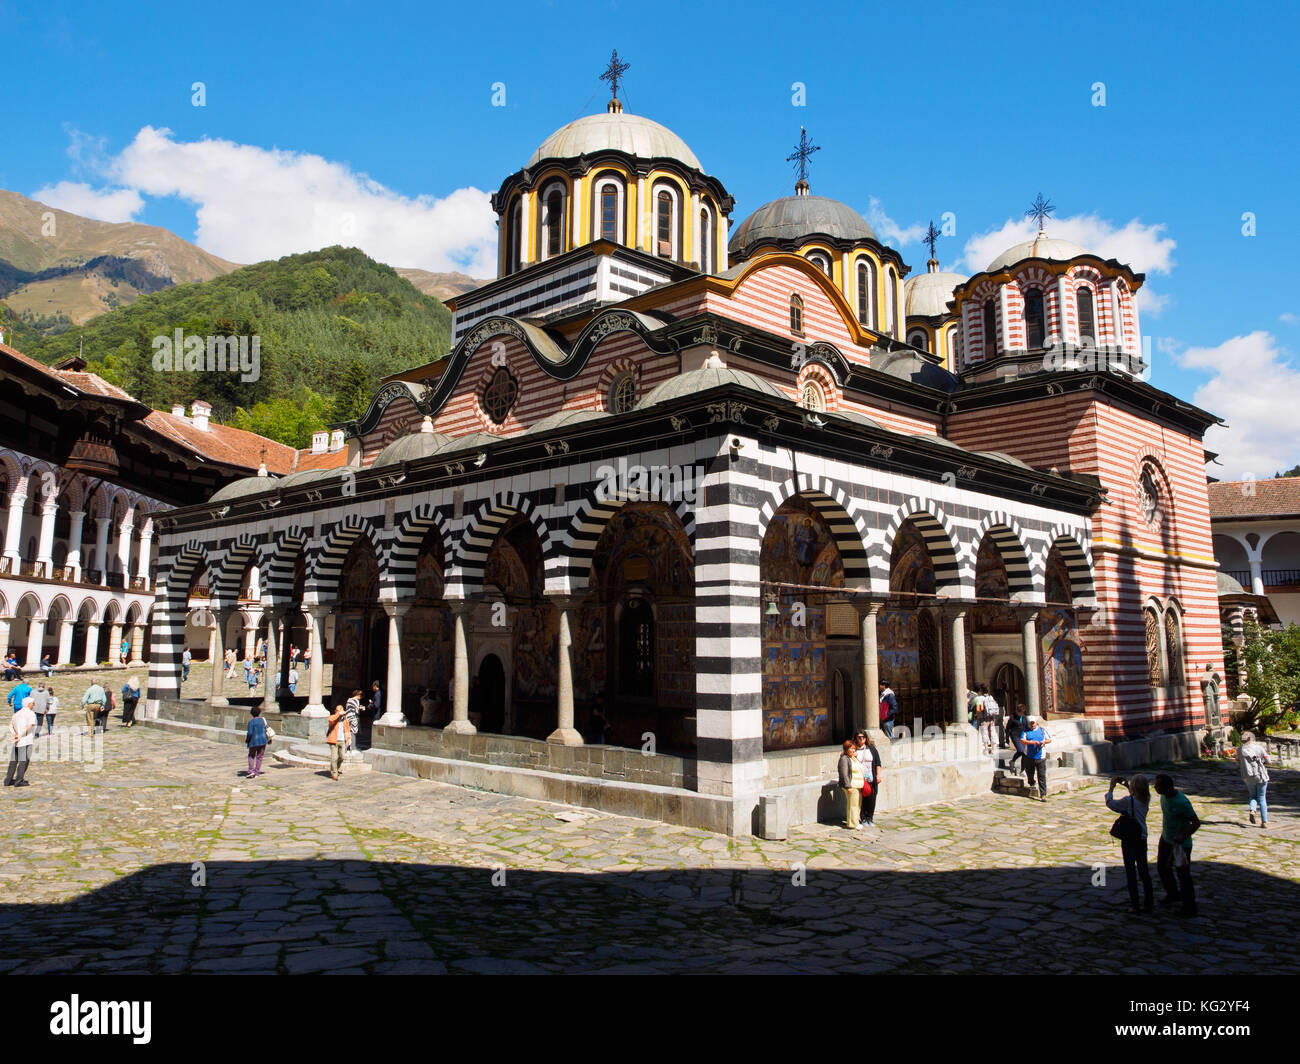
[{"x1": 2, "y1": 725, "x2": 1295, "y2": 974}]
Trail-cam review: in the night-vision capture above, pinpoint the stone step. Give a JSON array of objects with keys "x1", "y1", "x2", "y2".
[
  {"x1": 992, "y1": 768, "x2": 1093, "y2": 797},
  {"x1": 271, "y1": 742, "x2": 372, "y2": 772}
]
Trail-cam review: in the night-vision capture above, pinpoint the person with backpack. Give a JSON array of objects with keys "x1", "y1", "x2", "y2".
[
  {"x1": 245, "y1": 706, "x2": 270, "y2": 779},
  {"x1": 344, "y1": 689, "x2": 364, "y2": 752},
  {"x1": 977, "y1": 684, "x2": 1001, "y2": 755},
  {"x1": 1236, "y1": 731, "x2": 1270, "y2": 828},
  {"x1": 1005, "y1": 708, "x2": 1028, "y2": 773},
  {"x1": 878, "y1": 679, "x2": 898, "y2": 739},
  {"x1": 1106, "y1": 774, "x2": 1152, "y2": 915},
  {"x1": 121, "y1": 676, "x2": 141, "y2": 727},
  {"x1": 1154, "y1": 773, "x2": 1200, "y2": 916},
  {"x1": 30, "y1": 683, "x2": 50, "y2": 737}
]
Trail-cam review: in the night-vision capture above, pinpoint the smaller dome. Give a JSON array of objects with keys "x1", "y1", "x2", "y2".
[
  {"x1": 1217, "y1": 571, "x2": 1248, "y2": 596},
  {"x1": 521, "y1": 409, "x2": 609, "y2": 436},
  {"x1": 905, "y1": 269, "x2": 968, "y2": 318},
  {"x1": 527, "y1": 111, "x2": 702, "y2": 171},
  {"x1": 986, "y1": 234, "x2": 1088, "y2": 273},
  {"x1": 639, "y1": 366, "x2": 786, "y2": 408},
  {"x1": 210, "y1": 475, "x2": 276, "y2": 503},
  {"x1": 730, "y1": 194, "x2": 876, "y2": 253},
  {"x1": 277, "y1": 468, "x2": 347, "y2": 490},
  {"x1": 373, "y1": 428, "x2": 454, "y2": 468}
]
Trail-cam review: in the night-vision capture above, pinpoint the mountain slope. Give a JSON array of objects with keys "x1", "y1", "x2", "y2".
[{"x1": 395, "y1": 267, "x2": 487, "y2": 303}]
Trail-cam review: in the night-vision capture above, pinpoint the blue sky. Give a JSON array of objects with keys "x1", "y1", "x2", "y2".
[{"x1": 5, "y1": 0, "x2": 1298, "y2": 476}]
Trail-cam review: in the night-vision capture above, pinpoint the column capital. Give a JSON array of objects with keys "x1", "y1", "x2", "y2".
[
  {"x1": 850, "y1": 596, "x2": 883, "y2": 616},
  {"x1": 445, "y1": 597, "x2": 476, "y2": 616},
  {"x1": 543, "y1": 593, "x2": 582, "y2": 611},
  {"x1": 382, "y1": 601, "x2": 411, "y2": 619}
]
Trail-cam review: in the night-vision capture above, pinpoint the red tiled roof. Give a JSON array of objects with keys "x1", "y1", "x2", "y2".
[
  {"x1": 290, "y1": 448, "x2": 349, "y2": 473},
  {"x1": 60, "y1": 371, "x2": 138, "y2": 402},
  {"x1": 1208, "y1": 478, "x2": 1300, "y2": 519},
  {"x1": 143, "y1": 411, "x2": 296, "y2": 475}
]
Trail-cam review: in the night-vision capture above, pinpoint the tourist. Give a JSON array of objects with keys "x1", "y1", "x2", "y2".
[
  {"x1": 1106, "y1": 774, "x2": 1153, "y2": 915},
  {"x1": 855, "y1": 730, "x2": 883, "y2": 827},
  {"x1": 121, "y1": 676, "x2": 141, "y2": 727},
  {"x1": 345, "y1": 689, "x2": 363, "y2": 752},
  {"x1": 39, "y1": 653, "x2": 54, "y2": 678},
  {"x1": 585, "y1": 694, "x2": 611, "y2": 745},
  {"x1": 99, "y1": 687, "x2": 114, "y2": 732},
  {"x1": 978, "y1": 684, "x2": 1001, "y2": 755},
  {"x1": 181, "y1": 646, "x2": 192, "y2": 682},
  {"x1": 7, "y1": 677, "x2": 32, "y2": 713},
  {"x1": 289, "y1": 644, "x2": 298, "y2": 664},
  {"x1": 1153, "y1": 773, "x2": 1200, "y2": 917},
  {"x1": 80, "y1": 681, "x2": 106, "y2": 733},
  {"x1": 4, "y1": 695, "x2": 36, "y2": 787},
  {"x1": 966, "y1": 685, "x2": 980, "y2": 728},
  {"x1": 287, "y1": 665, "x2": 299, "y2": 696},
  {"x1": 119, "y1": 636, "x2": 130, "y2": 666},
  {"x1": 1236, "y1": 731, "x2": 1270, "y2": 829},
  {"x1": 2, "y1": 653, "x2": 19, "y2": 681},
  {"x1": 1020, "y1": 714, "x2": 1051, "y2": 801},
  {"x1": 246, "y1": 662, "x2": 260, "y2": 694},
  {"x1": 368, "y1": 680, "x2": 383, "y2": 724},
  {"x1": 325, "y1": 704, "x2": 350, "y2": 780},
  {"x1": 1005, "y1": 708, "x2": 1028, "y2": 773},
  {"x1": 838, "y1": 738, "x2": 864, "y2": 828},
  {"x1": 43, "y1": 687, "x2": 58, "y2": 736},
  {"x1": 224, "y1": 647, "x2": 236, "y2": 679},
  {"x1": 878, "y1": 678, "x2": 898, "y2": 739},
  {"x1": 30, "y1": 683, "x2": 50, "y2": 737},
  {"x1": 245, "y1": 706, "x2": 269, "y2": 779}
]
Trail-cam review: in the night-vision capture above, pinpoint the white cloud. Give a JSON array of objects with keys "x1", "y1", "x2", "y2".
[
  {"x1": 1138, "y1": 286, "x2": 1172, "y2": 317},
  {"x1": 960, "y1": 214, "x2": 1177, "y2": 278},
  {"x1": 1280, "y1": 312, "x2": 1298, "y2": 325},
  {"x1": 864, "y1": 197, "x2": 926, "y2": 247},
  {"x1": 31, "y1": 180, "x2": 144, "y2": 223},
  {"x1": 1175, "y1": 331, "x2": 1300, "y2": 478},
  {"x1": 66, "y1": 126, "x2": 498, "y2": 275}
]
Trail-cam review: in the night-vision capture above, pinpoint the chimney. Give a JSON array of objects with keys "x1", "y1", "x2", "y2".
[
  {"x1": 190, "y1": 400, "x2": 211, "y2": 431},
  {"x1": 329, "y1": 429, "x2": 345, "y2": 452},
  {"x1": 171, "y1": 404, "x2": 185, "y2": 418},
  {"x1": 311, "y1": 431, "x2": 329, "y2": 455}
]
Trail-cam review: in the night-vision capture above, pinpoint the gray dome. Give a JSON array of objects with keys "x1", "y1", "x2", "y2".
[
  {"x1": 905, "y1": 269, "x2": 967, "y2": 318},
  {"x1": 639, "y1": 366, "x2": 786, "y2": 407},
  {"x1": 521, "y1": 409, "x2": 609, "y2": 435},
  {"x1": 527, "y1": 112, "x2": 702, "y2": 171},
  {"x1": 209, "y1": 475, "x2": 276, "y2": 503},
  {"x1": 987, "y1": 235, "x2": 1088, "y2": 273},
  {"x1": 373, "y1": 429, "x2": 454, "y2": 468},
  {"x1": 277, "y1": 467, "x2": 347, "y2": 490},
  {"x1": 730, "y1": 194, "x2": 876, "y2": 253},
  {"x1": 1218, "y1": 571, "x2": 1248, "y2": 596}
]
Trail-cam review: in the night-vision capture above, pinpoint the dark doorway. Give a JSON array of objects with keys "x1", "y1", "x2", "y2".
[
  {"x1": 831, "y1": 668, "x2": 850, "y2": 739},
  {"x1": 993, "y1": 662, "x2": 1026, "y2": 716},
  {"x1": 478, "y1": 654, "x2": 506, "y2": 734},
  {"x1": 618, "y1": 598, "x2": 655, "y2": 695}
]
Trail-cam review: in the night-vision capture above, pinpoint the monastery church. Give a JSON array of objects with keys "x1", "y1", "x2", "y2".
[{"x1": 150, "y1": 60, "x2": 1223, "y2": 833}]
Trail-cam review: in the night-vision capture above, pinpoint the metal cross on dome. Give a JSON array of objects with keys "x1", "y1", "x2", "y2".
[
  {"x1": 1025, "y1": 193, "x2": 1055, "y2": 233},
  {"x1": 924, "y1": 219, "x2": 941, "y2": 259},
  {"x1": 600, "y1": 50, "x2": 631, "y2": 101},
  {"x1": 786, "y1": 127, "x2": 820, "y2": 185}
]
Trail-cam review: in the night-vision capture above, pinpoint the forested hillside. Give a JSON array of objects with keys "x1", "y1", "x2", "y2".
[{"x1": 20, "y1": 246, "x2": 451, "y2": 447}]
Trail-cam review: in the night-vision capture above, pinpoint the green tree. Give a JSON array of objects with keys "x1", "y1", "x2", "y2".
[
  {"x1": 1226, "y1": 615, "x2": 1300, "y2": 732},
  {"x1": 331, "y1": 358, "x2": 373, "y2": 423}
]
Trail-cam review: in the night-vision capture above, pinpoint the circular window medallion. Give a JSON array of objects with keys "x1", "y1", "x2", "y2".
[
  {"x1": 801, "y1": 382, "x2": 824, "y2": 412},
  {"x1": 482, "y1": 368, "x2": 519, "y2": 425}
]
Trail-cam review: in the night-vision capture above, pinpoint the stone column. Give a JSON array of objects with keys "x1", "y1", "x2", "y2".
[
  {"x1": 261, "y1": 610, "x2": 280, "y2": 714},
  {"x1": 948, "y1": 607, "x2": 971, "y2": 731},
  {"x1": 2, "y1": 484, "x2": 26, "y2": 568},
  {"x1": 377, "y1": 603, "x2": 409, "y2": 727},
  {"x1": 129, "y1": 621, "x2": 146, "y2": 667},
  {"x1": 57, "y1": 617, "x2": 75, "y2": 665},
  {"x1": 66, "y1": 510, "x2": 85, "y2": 581},
  {"x1": 84, "y1": 621, "x2": 100, "y2": 665},
  {"x1": 109, "y1": 622, "x2": 123, "y2": 664},
  {"x1": 547, "y1": 597, "x2": 582, "y2": 745},
  {"x1": 209, "y1": 608, "x2": 230, "y2": 706},
  {"x1": 1248, "y1": 558, "x2": 1265, "y2": 597},
  {"x1": 0, "y1": 617, "x2": 10, "y2": 660},
  {"x1": 36, "y1": 497, "x2": 57, "y2": 578},
  {"x1": 244, "y1": 621, "x2": 257, "y2": 660},
  {"x1": 1021, "y1": 609, "x2": 1042, "y2": 718},
  {"x1": 25, "y1": 616, "x2": 46, "y2": 669},
  {"x1": 445, "y1": 600, "x2": 476, "y2": 734},
  {"x1": 94, "y1": 517, "x2": 111, "y2": 585},
  {"x1": 303, "y1": 604, "x2": 329, "y2": 719},
  {"x1": 855, "y1": 599, "x2": 882, "y2": 735},
  {"x1": 116, "y1": 520, "x2": 133, "y2": 583},
  {"x1": 136, "y1": 527, "x2": 154, "y2": 589}
]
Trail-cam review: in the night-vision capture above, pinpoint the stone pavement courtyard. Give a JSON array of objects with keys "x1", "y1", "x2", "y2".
[{"x1": 2, "y1": 723, "x2": 1296, "y2": 974}]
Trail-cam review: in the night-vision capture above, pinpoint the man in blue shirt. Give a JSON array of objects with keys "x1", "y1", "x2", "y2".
[
  {"x1": 7, "y1": 679, "x2": 33, "y2": 712},
  {"x1": 1020, "y1": 715, "x2": 1052, "y2": 801}
]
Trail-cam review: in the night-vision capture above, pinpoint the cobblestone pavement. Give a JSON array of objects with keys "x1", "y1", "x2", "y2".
[{"x1": 2, "y1": 724, "x2": 1295, "y2": 974}]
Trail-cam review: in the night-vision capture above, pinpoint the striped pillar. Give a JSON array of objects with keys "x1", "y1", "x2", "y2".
[
  {"x1": 146, "y1": 599, "x2": 185, "y2": 713},
  {"x1": 693, "y1": 450, "x2": 764, "y2": 813}
]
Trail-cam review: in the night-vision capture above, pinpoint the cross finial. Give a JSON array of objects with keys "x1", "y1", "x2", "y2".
[
  {"x1": 924, "y1": 219, "x2": 941, "y2": 260},
  {"x1": 786, "y1": 127, "x2": 820, "y2": 191},
  {"x1": 1025, "y1": 193, "x2": 1055, "y2": 234},
  {"x1": 600, "y1": 49, "x2": 631, "y2": 102}
]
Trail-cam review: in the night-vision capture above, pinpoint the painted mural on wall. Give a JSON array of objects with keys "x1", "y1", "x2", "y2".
[
  {"x1": 407, "y1": 545, "x2": 451, "y2": 701},
  {"x1": 878, "y1": 522, "x2": 936, "y2": 693},
  {"x1": 1040, "y1": 607, "x2": 1085, "y2": 715},
  {"x1": 582, "y1": 503, "x2": 694, "y2": 707},
  {"x1": 334, "y1": 540, "x2": 378, "y2": 696},
  {"x1": 971, "y1": 538, "x2": 1019, "y2": 633},
  {"x1": 761, "y1": 497, "x2": 843, "y2": 750},
  {"x1": 333, "y1": 616, "x2": 365, "y2": 695}
]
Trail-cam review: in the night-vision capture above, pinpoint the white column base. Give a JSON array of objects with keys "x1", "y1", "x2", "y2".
[
  {"x1": 546, "y1": 727, "x2": 584, "y2": 746},
  {"x1": 444, "y1": 719, "x2": 477, "y2": 735},
  {"x1": 209, "y1": 697, "x2": 230, "y2": 708},
  {"x1": 301, "y1": 704, "x2": 328, "y2": 718},
  {"x1": 376, "y1": 711, "x2": 407, "y2": 728}
]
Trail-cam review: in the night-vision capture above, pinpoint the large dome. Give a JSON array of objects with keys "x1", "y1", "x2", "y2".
[
  {"x1": 905, "y1": 269, "x2": 968, "y2": 318},
  {"x1": 730, "y1": 194, "x2": 876, "y2": 253},
  {"x1": 986, "y1": 234, "x2": 1089, "y2": 273},
  {"x1": 526, "y1": 112, "x2": 702, "y2": 171}
]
